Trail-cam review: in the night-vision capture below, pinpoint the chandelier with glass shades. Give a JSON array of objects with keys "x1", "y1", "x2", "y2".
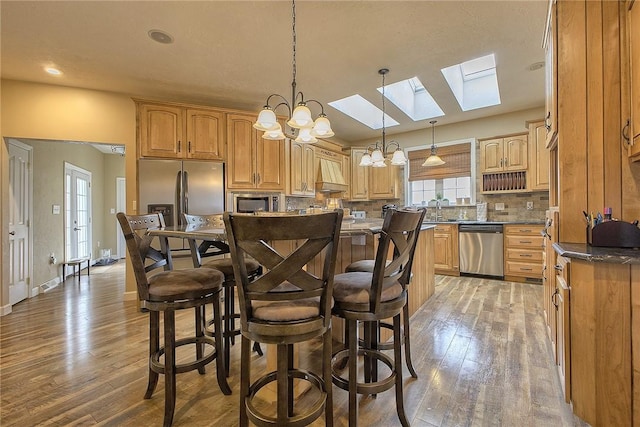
[
  {"x1": 359, "y1": 69, "x2": 407, "y2": 167},
  {"x1": 252, "y1": 0, "x2": 334, "y2": 143},
  {"x1": 422, "y1": 120, "x2": 445, "y2": 166}
]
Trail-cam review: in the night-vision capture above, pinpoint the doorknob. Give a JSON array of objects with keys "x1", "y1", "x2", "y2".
[
  {"x1": 9, "y1": 231, "x2": 15, "y2": 235},
  {"x1": 74, "y1": 227, "x2": 80, "y2": 231}
]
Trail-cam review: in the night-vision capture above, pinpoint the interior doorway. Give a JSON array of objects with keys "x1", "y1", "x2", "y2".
[
  {"x1": 7, "y1": 139, "x2": 33, "y2": 305},
  {"x1": 116, "y1": 177, "x2": 126, "y2": 259}
]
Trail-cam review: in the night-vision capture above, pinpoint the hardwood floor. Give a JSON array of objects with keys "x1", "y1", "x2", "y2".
[{"x1": 0, "y1": 262, "x2": 586, "y2": 426}]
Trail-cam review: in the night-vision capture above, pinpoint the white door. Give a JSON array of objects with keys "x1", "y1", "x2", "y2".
[
  {"x1": 116, "y1": 177, "x2": 126, "y2": 258},
  {"x1": 64, "y1": 163, "x2": 92, "y2": 263},
  {"x1": 8, "y1": 140, "x2": 33, "y2": 305}
]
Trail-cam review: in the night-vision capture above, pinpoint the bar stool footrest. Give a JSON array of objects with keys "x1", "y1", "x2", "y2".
[
  {"x1": 149, "y1": 335, "x2": 218, "y2": 375},
  {"x1": 246, "y1": 369, "x2": 327, "y2": 427},
  {"x1": 331, "y1": 348, "x2": 396, "y2": 395}
]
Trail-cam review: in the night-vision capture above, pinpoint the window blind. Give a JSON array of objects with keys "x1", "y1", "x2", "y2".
[{"x1": 408, "y1": 142, "x2": 471, "y2": 181}]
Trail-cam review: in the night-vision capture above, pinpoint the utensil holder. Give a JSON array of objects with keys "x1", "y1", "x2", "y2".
[{"x1": 587, "y1": 221, "x2": 640, "y2": 248}]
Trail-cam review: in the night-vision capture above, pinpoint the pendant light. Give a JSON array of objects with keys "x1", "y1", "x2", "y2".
[
  {"x1": 253, "y1": 0, "x2": 334, "y2": 143},
  {"x1": 422, "y1": 120, "x2": 445, "y2": 166},
  {"x1": 359, "y1": 68, "x2": 407, "y2": 167}
]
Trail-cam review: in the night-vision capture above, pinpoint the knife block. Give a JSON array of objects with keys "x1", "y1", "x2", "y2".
[{"x1": 587, "y1": 221, "x2": 640, "y2": 248}]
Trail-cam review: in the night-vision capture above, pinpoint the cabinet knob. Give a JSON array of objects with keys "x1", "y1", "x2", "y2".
[{"x1": 554, "y1": 264, "x2": 563, "y2": 271}]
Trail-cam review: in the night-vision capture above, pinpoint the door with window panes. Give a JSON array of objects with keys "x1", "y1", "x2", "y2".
[{"x1": 65, "y1": 163, "x2": 92, "y2": 263}]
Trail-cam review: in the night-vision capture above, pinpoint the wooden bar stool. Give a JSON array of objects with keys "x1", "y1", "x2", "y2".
[
  {"x1": 183, "y1": 213, "x2": 264, "y2": 376},
  {"x1": 224, "y1": 210, "x2": 343, "y2": 427},
  {"x1": 343, "y1": 209, "x2": 425, "y2": 378},
  {"x1": 117, "y1": 212, "x2": 231, "y2": 427},
  {"x1": 331, "y1": 208, "x2": 425, "y2": 427}
]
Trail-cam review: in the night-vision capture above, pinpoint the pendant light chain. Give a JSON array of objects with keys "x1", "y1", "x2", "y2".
[
  {"x1": 291, "y1": 0, "x2": 297, "y2": 101},
  {"x1": 381, "y1": 70, "x2": 386, "y2": 145}
]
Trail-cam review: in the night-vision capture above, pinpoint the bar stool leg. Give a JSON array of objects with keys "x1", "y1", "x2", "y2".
[
  {"x1": 393, "y1": 314, "x2": 409, "y2": 427},
  {"x1": 402, "y1": 304, "x2": 418, "y2": 378},
  {"x1": 195, "y1": 306, "x2": 205, "y2": 375},
  {"x1": 323, "y1": 328, "x2": 334, "y2": 427},
  {"x1": 145, "y1": 311, "x2": 160, "y2": 399},
  {"x1": 163, "y1": 310, "x2": 177, "y2": 427},
  {"x1": 239, "y1": 335, "x2": 251, "y2": 427},
  {"x1": 213, "y1": 293, "x2": 232, "y2": 395},
  {"x1": 348, "y1": 319, "x2": 358, "y2": 426}
]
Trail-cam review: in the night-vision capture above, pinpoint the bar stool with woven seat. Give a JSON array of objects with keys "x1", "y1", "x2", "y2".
[
  {"x1": 223, "y1": 210, "x2": 343, "y2": 427},
  {"x1": 342, "y1": 208, "x2": 425, "y2": 378},
  {"x1": 331, "y1": 208, "x2": 425, "y2": 427},
  {"x1": 117, "y1": 212, "x2": 231, "y2": 427},
  {"x1": 183, "y1": 213, "x2": 264, "y2": 376}
]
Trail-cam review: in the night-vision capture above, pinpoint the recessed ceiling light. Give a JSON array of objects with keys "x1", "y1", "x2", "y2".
[
  {"x1": 45, "y1": 67, "x2": 62, "y2": 75},
  {"x1": 148, "y1": 29, "x2": 174, "y2": 44}
]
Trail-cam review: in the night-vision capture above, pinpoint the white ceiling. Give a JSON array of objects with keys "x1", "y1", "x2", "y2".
[{"x1": 0, "y1": 0, "x2": 548, "y2": 143}]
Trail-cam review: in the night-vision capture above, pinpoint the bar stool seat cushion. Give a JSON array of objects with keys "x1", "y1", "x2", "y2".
[
  {"x1": 202, "y1": 257, "x2": 261, "y2": 277},
  {"x1": 251, "y1": 282, "x2": 327, "y2": 321},
  {"x1": 345, "y1": 259, "x2": 391, "y2": 273},
  {"x1": 333, "y1": 272, "x2": 403, "y2": 304},
  {"x1": 148, "y1": 268, "x2": 225, "y2": 302}
]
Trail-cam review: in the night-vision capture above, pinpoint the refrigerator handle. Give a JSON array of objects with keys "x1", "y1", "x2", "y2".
[
  {"x1": 176, "y1": 171, "x2": 183, "y2": 225},
  {"x1": 183, "y1": 170, "x2": 189, "y2": 219}
]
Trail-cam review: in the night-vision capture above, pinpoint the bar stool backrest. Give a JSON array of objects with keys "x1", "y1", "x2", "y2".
[
  {"x1": 223, "y1": 210, "x2": 343, "y2": 341},
  {"x1": 370, "y1": 208, "x2": 426, "y2": 313},
  {"x1": 117, "y1": 212, "x2": 167, "y2": 301}
]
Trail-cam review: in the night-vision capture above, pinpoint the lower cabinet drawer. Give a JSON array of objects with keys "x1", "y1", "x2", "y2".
[
  {"x1": 505, "y1": 260, "x2": 543, "y2": 278},
  {"x1": 506, "y1": 247, "x2": 543, "y2": 262}
]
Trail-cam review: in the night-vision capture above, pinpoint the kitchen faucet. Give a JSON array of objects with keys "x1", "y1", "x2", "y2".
[{"x1": 435, "y1": 200, "x2": 443, "y2": 221}]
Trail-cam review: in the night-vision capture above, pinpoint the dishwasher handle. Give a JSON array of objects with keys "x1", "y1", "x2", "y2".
[{"x1": 459, "y1": 224, "x2": 503, "y2": 233}]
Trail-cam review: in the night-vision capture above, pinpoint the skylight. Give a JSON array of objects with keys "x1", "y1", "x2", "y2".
[
  {"x1": 377, "y1": 76, "x2": 444, "y2": 121},
  {"x1": 328, "y1": 95, "x2": 399, "y2": 130},
  {"x1": 441, "y1": 53, "x2": 501, "y2": 111}
]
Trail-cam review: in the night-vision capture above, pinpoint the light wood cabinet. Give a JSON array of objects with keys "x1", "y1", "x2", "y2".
[
  {"x1": 554, "y1": 255, "x2": 571, "y2": 403},
  {"x1": 433, "y1": 224, "x2": 459, "y2": 275},
  {"x1": 480, "y1": 134, "x2": 528, "y2": 173},
  {"x1": 544, "y1": 1, "x2": 558, "y2": 149},
  {"x1": 369, "y1": 164, "x2": 398, "y2": 199},
  {"x1": 347, "y1": 148, "x2": 369, "y2": 201},
  {"x1": 288, "y1": 141, "x2": 315, "y2": 197},
  {"x1": 543, "y1": 209, "x2": 559, "y2": 349},
  {"x1": 629, "y1": 0, "x2": 640, "y2": 159},
  {"x1": 137, "y1": 102, "x2": 224, "y2": 160},
  {"x1": 528, "y1": 120, "x2": 550, "y2": 191},
  {"x1": 503, "y1": 224, "x2": 544, "y2": 281},
  {"x1": 226, "y1": 113, "x2": 285, "y2": 191}
]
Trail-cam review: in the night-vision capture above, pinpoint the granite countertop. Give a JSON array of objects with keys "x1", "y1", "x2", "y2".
[
  {"x1": 553, "y1": 242, "x2": 640, "y2": 264},
  {"x1": 339, "y1": 218, "x2": 435, "y2": 236},
  {"x1": 422, "y1": 220, "x2": 545, "y2": 225}
]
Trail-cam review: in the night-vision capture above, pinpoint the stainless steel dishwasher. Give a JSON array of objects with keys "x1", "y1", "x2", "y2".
[{"x1": 459, "y1": 223, "x2": 504, "y2": 277}]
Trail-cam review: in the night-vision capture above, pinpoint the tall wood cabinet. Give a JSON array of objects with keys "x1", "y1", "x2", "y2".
[
  {"x1": 629, "y1": 0, "x2": 640, "y2": 159},
  {"x1": 137, "y1": 102, "x2": 225, "y2": 160},
  {"x1": 226, "y1": 113, "x2": 285, "y2": 191}
]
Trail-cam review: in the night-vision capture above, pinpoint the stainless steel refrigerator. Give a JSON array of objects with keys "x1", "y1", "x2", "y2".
[{"x1": 138, "y1": 159, "x2": 225, "y2": 249}]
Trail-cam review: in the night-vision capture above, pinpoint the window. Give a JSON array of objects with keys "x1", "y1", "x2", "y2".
[{"x1": 406, "y1": 139, "x2": 475, "y2": 206}]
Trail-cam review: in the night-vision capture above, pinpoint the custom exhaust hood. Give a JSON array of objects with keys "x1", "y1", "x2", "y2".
[{"x1": 316, "y1": 158, "x2": 348, "y2": 193}]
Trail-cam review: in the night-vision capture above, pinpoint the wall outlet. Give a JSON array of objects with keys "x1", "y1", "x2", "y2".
[
  {"x1": 526, "y1": 201, "x2": 534, "y2": 210},
  {"x1": 495, "y1": 203, "x2": 505, "y2": 211}
]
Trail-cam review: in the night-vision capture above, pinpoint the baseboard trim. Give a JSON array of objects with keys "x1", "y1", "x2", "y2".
[
  {"x1": 0, "y1": 304, "x2": 12, "y2": 316},
  {"x1": 123, "y1": 291, "x2": 138, "y2": 301},
  {"x1": 40, "y1": 277, "x2": 62, "y2": 293}
]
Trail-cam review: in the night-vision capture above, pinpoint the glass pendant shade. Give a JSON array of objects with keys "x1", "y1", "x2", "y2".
[
  {"x1": 254, "y1": 108, "x2": 278, "y2": 131},
  {"x1": 310, "y1": 115, "x2": 335, "y2": 137},
  {"x1": 288, "y1": 104, "x2": 313, "y2": 128},
  {"x1": 390, "y1": 149, "x2": 407, "y2": 165},
  {"x1": 294, "y1": 126, "x2": 317, "y2": 143},
  {"x1": 422, "y1": 149, "x2": 445, "y2": 166},
  {"x1": 372, "y1": 160, "x2": 387, "y2": 168},
  {"x1": 371, "y1": 148, "x2": 385, "y2": 163},
  {"x1": 262, "y1": 123, "x2": 286, "y2": 140},
  {"x1": 359, "y1": 153, "x2": 373, "y2": 166}
]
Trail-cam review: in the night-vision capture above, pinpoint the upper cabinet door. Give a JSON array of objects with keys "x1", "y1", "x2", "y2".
[
  {"x1": 544, "y1": 1, "x2": 558, "y2": 149},
  {"x1": 504, "y1": 134, "x2": 528, "y2": 171},
  {"x1": 185, "y1": 108, "x2": 225, "y2": 160},
  {"x1": 348, "y1": 149, "x2": 369, "y2": 201},
  {"x1": 480, "y1": 138, "x2": 504, "y2": 173},
  {"x1": 256, "y1": 132, "x2": 286, "y2": 191},
  {"x1": 139, "y1": 104, "x2": 183, "y2": 158},
  {"x1": 369, "y1": 164, "x2": 397, "y2": 199},
  {"x1": 226, "y1": 113, "x2": 256, "y2": 189},
  {"x1": 529, "y1": 120, "x2": 550, "y2": 191}
]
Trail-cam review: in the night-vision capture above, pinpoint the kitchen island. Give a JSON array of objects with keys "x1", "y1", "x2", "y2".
[{"x1": 552, "y1": 243, "x2": 640, "y2": 426}]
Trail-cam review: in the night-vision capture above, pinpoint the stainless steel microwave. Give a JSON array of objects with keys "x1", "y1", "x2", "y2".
[{"x1": 232, "y1": 193, "x2": 280, "y2": 213}]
